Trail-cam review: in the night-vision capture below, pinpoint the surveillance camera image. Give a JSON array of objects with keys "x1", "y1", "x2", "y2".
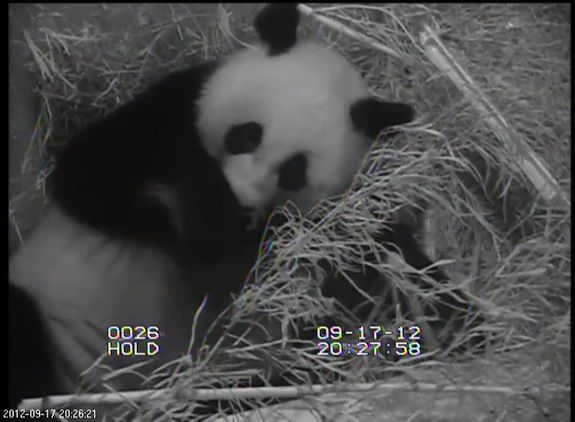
[{"x1": 8, "y1": 3, "x2": 570, "y2": 421}]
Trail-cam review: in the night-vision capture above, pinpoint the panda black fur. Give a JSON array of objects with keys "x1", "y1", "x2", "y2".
[{"x1": 9, "y1": 3, "x2": 477, "y2": 412}]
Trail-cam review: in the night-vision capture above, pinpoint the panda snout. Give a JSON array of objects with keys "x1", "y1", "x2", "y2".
[{"x1": 223, "y1": 154, "x2": 278, "y2": 209}]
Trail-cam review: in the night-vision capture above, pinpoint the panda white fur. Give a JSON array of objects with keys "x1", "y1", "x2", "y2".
[
  {"x1": 10, "y1": 3, "x2": 465, "y2": 410},
  {"x1": 198, "y1": 39, "x2": 373, "y2": 212}
]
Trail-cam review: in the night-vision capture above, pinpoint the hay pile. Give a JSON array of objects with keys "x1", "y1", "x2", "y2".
[{"x1": 11, "y1": 4, "x2": 570, "y2": 421}]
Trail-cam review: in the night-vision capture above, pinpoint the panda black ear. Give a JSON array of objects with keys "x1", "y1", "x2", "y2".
[
  {"x1": 254, "y1": 3, "x2": 300, "y2": 56},
  {"x1": 350, "y1": 98, "x2": 415, "y2": 140}
]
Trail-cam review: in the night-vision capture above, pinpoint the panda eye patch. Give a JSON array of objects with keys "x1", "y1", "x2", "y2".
[
  {"x1": 224, "y1": 122, "x2": 263, "y2": 155},
  {"x1": 278, "y1": 153, "x2": 308, "y2": 192}
]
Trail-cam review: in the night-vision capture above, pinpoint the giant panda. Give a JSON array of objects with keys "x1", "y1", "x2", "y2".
[{"x1": 9, "y1": 3, "x2": 475, "y2": 413}]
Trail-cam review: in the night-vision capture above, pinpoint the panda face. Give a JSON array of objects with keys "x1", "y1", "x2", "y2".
[
  {"x1": 197, "y1": 10, "x2": 415, "y2": 213},
  {"x1": 197, "y1": 41, "x2": 376, "y2": 213}
]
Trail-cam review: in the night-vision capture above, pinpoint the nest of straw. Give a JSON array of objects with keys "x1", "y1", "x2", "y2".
[{"x1": 10, "y1": 4, "x2": 570, "y2": 421}]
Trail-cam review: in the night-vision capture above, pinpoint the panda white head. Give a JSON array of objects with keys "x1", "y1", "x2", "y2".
[{"x1": 197, "y1": 4, "x2": 415, "y2": 214}]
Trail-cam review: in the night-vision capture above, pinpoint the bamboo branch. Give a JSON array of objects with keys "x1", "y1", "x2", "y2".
[
  {"x1": 420, "y1": 25, "x2": 570, "y2": 209},
  {"x1": 18, "y1": 382, "x2": 570, "y2": 410}
]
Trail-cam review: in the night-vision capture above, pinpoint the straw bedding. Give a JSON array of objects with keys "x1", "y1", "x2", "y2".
[{"x1": 10, "y1": 4, "x2": 570, "y2": 421}]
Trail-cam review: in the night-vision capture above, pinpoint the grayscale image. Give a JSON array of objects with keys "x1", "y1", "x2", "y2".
[{"x1": 8, "y1": 3, "x2": 570, "y2": 421}]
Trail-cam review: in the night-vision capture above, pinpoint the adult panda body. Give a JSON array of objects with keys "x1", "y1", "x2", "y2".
[{"x1": 9, "y1": 3, "x2": 429, "y2": 407}]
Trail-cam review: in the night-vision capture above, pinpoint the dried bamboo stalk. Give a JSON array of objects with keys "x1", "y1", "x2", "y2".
[
  {"x1": 420, "y1": 25, "x2": 570, "y2": 209},
  {"x1": 18, "y1": 381, "x2": 570, "y2": 410}
]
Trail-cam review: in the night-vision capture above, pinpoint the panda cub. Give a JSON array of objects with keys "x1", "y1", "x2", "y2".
[{"x1": 10, "y1": 3, "x2": 470, "y2": 409}]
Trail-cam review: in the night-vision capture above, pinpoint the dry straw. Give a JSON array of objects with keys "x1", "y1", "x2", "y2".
[{"x1": 11, "y1": 3, "x2": 570, "y2": 421}]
